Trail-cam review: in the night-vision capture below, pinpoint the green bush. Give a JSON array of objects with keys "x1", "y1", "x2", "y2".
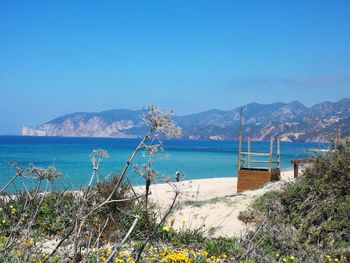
[
  {"x1": 253, "y1": 190, "x2": 281, "y2": 212},
  {"x1": 35, "y1": 192, "x2": 76, "y2": 235},
  {"x1": 0, "y1": 192, "x2": 76, "y2": 236},
  {"x1": 244, "y1": 147, "x2": 350, "y2": 261},
  {"x1": 172, "y1": 228, "x2": 206, "y2": 246},
  {"x1": 203, "y1": 237, "x2": 238, "y2": 257}
]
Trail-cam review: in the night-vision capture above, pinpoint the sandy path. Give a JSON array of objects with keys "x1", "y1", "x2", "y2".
[{"x1": 135, "y1": 170, "x2": 294, "y2": 237}]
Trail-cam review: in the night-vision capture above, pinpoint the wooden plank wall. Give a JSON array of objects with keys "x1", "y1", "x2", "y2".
[{"x1": 237, "y1": 168, "x2": 280, "y2": 193}]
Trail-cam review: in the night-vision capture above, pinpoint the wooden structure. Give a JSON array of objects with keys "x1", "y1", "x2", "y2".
[
  {"x1": 291, "y1": 158, "x2": 316, "y2": 178},
  {"x1": 237, "y1": 136, "x2": 281, "y2": 193}
]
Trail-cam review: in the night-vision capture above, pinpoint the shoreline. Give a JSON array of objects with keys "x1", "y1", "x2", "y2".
[{"x1": 0, "y1": 135, "x2": 332, "y2": 144}]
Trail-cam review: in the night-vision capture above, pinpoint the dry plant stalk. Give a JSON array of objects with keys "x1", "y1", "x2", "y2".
[{"x1": 0, "y1": 106, "x2": 182, "y2": 262}]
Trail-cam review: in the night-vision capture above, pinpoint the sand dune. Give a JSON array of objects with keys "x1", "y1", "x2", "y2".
[{"x1": 135, "y1": 170, "x2": 295, "y2": 237}]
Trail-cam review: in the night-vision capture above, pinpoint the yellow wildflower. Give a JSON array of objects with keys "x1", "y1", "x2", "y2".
[
  {"x1": 1, "y1": 219, "x2": 6, "y2": 224},
  {"x1": 162, "y1": 226, "x2": 170, "y2": 232},
  {"x1": 104, "y1": 243, "x2": 110, "y2": 250}
]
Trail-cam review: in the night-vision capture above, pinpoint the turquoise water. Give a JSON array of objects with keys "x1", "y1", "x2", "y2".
[{"x1": 0, "y1": 136, "x2": 329, "y2": 191}]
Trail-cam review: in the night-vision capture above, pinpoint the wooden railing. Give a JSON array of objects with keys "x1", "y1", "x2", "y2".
[
  {"x1": 291, "y1": 158, "x2": 316, "y2": 178},
  {"x1": 238, "y1": 137, "x2": 281, "y2": 171}
]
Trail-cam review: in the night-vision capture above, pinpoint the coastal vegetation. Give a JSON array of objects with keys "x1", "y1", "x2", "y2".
[
  {"x1": 236, "y1": 138, "x2": 350, "y2": 262},
  {"x1": 0, "y1": 108, "x2": 349, "y2": 262}
]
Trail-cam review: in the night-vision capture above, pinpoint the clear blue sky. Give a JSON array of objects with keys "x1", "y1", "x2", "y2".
[{"x1": 1, "y1": 0, "x2": 349, "y2": 134}]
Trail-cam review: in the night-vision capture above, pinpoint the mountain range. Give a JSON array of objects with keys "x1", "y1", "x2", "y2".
[{"x1": 21, "y1": 98, "x2": 350, "y2": 142}]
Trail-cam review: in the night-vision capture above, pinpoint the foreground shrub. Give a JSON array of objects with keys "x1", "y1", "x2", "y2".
[
  {"x1": 87, "y1": 174, "x2": 157, "y2": 241},
  {"x1": 239, "y1": 147, "x2": 350, "y2": 262},
  {"x1": 0, "y1": 191, "x2": 76, "y2": 237},
  {"x1": 203, "y1": 237, "x2": 239, "y2": 257}
]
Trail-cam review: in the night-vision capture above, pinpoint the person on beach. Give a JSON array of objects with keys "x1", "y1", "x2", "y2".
[{"x1": 175, "y1": 170, "x2": 180, "y2": 182}]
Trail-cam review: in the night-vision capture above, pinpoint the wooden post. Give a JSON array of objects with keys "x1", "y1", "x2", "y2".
[
  {"x1": 248, "y1": 137, "x2": 251, "y2": 169},
  {"x1": 293, "y1": 161, "x2": 298, "y2": 178},
  {"x1": 291, "y1": 158, "x2": 316, "y2": 178},
  {"x1": 237, "y1": 107, "x2": 243, "y2": 171},
  {"x1": 269, "y1": 137, "x2": 273, "y2": 171},
  {"x1": 238, "y1": 134, "x2": 242, "y2": 170},
  {"x1": 277, "y1": 137, "x2": 280, "y2": 169}
]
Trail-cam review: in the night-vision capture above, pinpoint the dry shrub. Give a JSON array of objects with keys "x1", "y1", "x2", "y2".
[{"x1": 86, "y1": 175, "x2": 158, "y2": 242}]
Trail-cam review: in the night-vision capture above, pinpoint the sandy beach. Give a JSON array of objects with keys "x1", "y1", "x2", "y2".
[{"x1": 135, "y1": 170, "x2": 295, "y2": 237}]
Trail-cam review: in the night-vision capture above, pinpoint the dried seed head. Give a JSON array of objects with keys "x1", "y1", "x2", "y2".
[
  {"x1": 30, "y1": 166, "x2": 62, "y2": 181},
  {"x1": 91, "y1": 149, "x2": 109, "y2": 159},
  {"x1": 90, "y1": 149, "x2": 109, "y2": 169},
  {"x1": 141, "y1": 106, "x2": 182, "y2": 138}
]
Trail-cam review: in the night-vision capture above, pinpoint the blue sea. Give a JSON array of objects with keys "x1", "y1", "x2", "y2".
[{"x1": 0, "y1": 136, "x2": 329, "y2": 191}]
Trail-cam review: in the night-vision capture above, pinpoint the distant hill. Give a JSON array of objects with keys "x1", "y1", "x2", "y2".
[{"x1": 22, "y1": 98, "x2": 350, "y2": 142}]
